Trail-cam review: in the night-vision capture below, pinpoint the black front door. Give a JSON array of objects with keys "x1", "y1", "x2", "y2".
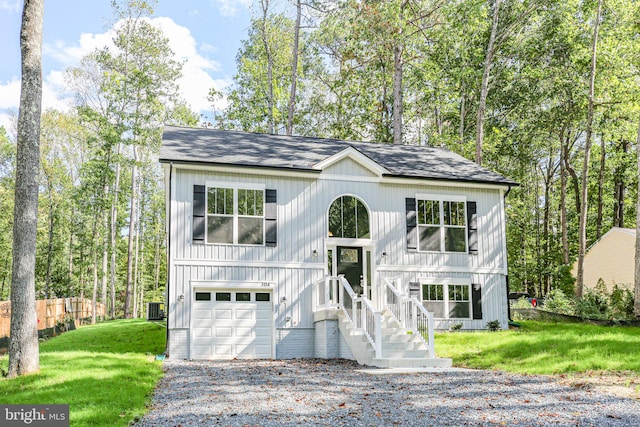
[{"x1": 336, "y1": 246, "x2": 363, "y2": 294}]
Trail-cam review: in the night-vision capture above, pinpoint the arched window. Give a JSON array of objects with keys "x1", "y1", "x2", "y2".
[{"x1": 328, "y1": 195, "x2": 370, "y2": 239}]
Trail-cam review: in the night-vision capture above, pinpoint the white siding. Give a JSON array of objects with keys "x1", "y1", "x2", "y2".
[{"x1": 167, "y1": 158, "x2": 511, "y2": 357}]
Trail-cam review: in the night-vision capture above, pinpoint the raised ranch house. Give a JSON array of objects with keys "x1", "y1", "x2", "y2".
[{"x1": 160, "y1": 126, "x2": 517, "y2": 368}]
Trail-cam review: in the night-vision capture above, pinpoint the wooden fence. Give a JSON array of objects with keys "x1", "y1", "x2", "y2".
[{"x1": 0, "y1": 297, "x2": 106, "y2": 338}]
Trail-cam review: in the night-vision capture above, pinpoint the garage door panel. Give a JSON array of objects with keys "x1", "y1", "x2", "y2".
[
  {"x1": 215, "y1": 308, "x2": 232, "y2": 319},
  {"x1": 215, "y1": 326, "x2": 232, "y2": 337},
  {"x1": 235, "y1": 308, "x2": 253, "y2": 320},
  {"x1": 192, "y1": 291, "x2": 273, "y2": 360}
]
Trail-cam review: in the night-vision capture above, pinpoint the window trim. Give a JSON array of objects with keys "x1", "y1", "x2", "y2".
[
  {"x1": 205, "y1": 182, "x2": 266, "y2": 246},
  {"x1": 419, "y1": 278, "x2": 472, "y2": 320},
  {"x1": 415, "y1": 194, "x2": 468, "y2": 253}
]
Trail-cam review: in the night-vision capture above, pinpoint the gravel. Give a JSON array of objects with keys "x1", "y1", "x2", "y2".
[{"x1": 134, "y1": 359, "x2": 640, "y2": 427}]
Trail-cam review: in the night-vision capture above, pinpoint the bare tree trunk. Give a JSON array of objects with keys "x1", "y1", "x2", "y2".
[
  {"x1": 109, "y1": 144, "x2": 122, "y2": 318},
  {"x1": 613, "y1": 140, "x2": 628, "y2": 228},
  {"x1": 596, "y1": 136, "x2": 605, "y2": 238},
  {"x1": 260, "y1": 0, "x2": 275, "y2": 134},
  {"x1": 576, "y1": 0, "x2": 602, "y2": 299},
  {"x1": 8, "y1": 0, "x2": 45, "y2": 378},
  {"x1": 44, "y1": 183, "x2": 54, "y2": 299},
  {"x1": 124, "y1": 146, "x2": 139, "y2": 318},
  {"x1": 634, "y1": 117, "x2": 640, "y2": 317},
  {"x1": 475, "y1": 0, "x2": 501, "y2": 166},
  {"x1": 91, "y1": 255, "x2": 98, "y2": 324},
  {"x1": 459, "y1": 91, "x2": 466, "y2": 145},
  {"x1": 286, "y1": 0, "x2": 301, "y2": 136},
  {"x1": 559, "y1": 133, "x2": 569, "y2": 265}
]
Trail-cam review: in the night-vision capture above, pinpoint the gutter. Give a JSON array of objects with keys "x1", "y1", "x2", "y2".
[{"x1": 165, "y1": 162, "x2": 173, "y2": 351}]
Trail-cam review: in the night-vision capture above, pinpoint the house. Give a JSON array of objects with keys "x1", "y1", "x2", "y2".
[
  {"x1": 571, "y1": 227, "x2": 636, "y2": 292},
  {"x1": 160, "y1": 126, "x2": 517, "y2": 367}
]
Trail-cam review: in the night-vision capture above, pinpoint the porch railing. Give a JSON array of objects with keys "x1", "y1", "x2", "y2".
[
  {"x1": 382, "y1": 277, "x2": 435, "y2": 358},
  {"x1": 313, "y1": 275, "x2": 382, "y2": 359}
]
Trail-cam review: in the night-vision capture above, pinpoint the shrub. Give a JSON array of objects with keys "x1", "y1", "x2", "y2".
[
  {"x1": 543, "y1": 289, "x2": 576, "y2": 316},
  {"x1": 449, "y1": 323, "x2": 463, "y2": 332},
  {"x1": 512, "y1": 297, "x2": 533, "y2": 309},
  {"x1": 486, "y1": 320, "x2": 501, "y2": 331},
  {"x1": 608, "y1": 284, "x2": 634, "y2": 319}
]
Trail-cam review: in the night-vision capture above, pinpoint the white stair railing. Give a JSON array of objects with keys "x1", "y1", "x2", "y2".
[
  {"x1": 382, "y1": 277, "x2": 435, "y2": 358},
  {"x1": 313, "y1": 275, "x2": 381, "y2": 359}
]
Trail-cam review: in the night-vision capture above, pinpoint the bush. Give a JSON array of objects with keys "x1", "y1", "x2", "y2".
[
  {"x1": 512, "y1": 297, "x2": 534, "y2": 309},
  {"x1": 486, "y1": 320, "x2": 501, "y2": 331},
  {"x1": 608, "y1": 284, "x2": 634, "y2": 319},
  {"x1": 543, "y1": 289, "x2": 576, "y2": 316}
]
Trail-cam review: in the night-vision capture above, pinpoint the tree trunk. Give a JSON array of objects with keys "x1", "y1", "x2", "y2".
[
  {"x1": 596, "y1": 136, "x2": 605, "y2": 238},
  {"x1": 8, "y1": 0, "x2": 45, "y2": 378},
  {"x1": 613, "y1": 140, "x2": 628, "y2": 228},
  {"x1": 634, "y1": 117, "x2": 640, "y2": 318},
  {"x1": 44, "y1": 184, "x2": 54, "y2": 299},
  {"x1": 124, "y1": 147, "x2": 138, "y2": 318},
  {"x1": 559, "y1": 133, "x2": 569, "y2": 265},
  {"x1": 91, "y1": 255, "x2": 98, "y2": 324},
  {"x1": 475, "y1": 0, "x2": 501, "y2": 166},
  {"x1": 109, "y1": 144, "x2": 122, "y2": 318},
  {"x1": 260, "y1": 0, "x2": 275, "y2": 134},
  {"x1": 286, "y1": 0, "x2": 301, "y2": 136},
  {"x1": 576, "y1": 0, "x2": 602, "y2": 299}
]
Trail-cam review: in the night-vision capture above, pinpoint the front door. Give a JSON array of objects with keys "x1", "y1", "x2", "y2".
[{"x1": 336, "y1": 246, "x2": 363, "y2": 295}]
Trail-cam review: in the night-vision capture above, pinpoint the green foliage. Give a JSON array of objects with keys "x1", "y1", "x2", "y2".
[
  {"x1": 486, "y1": 320, "x2": 501, "y2": 331},
  {"x1": 435, "y1": 320, "x2": 640, "y2": 374},
  {"x1": 0, "y1": 319, "x2": 165, "y2": 426},
  {"x1": 543, "y1": 289, "x2": 576, "y2": 316}
]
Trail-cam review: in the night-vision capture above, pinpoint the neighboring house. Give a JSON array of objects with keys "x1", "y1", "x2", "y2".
[
  {"x1": 571, "y1": 227, "x2": 636, "y2": 292},
  {"x1": 160, "y1": 126, "x2": 517, "y2": 367}
]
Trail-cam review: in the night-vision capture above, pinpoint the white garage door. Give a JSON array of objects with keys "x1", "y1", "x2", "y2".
[{"x1": 192, "y1": 290, "x2": 273, "y2": 360}]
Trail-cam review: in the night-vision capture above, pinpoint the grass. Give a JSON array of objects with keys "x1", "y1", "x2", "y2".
[
  {"x1": 0, "y1": 319, "x2": 166, "y2": 427},
  {"x1": 435, "y1": 320, "x2": 640, "y2": 375}
]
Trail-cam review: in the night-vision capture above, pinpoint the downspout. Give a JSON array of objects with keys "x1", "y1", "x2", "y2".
[
  {"x1": 504, "y1": 185, "x2": 513, "y2": 322},
  {"x1": 166, "y1": 162, "x2": 173, "y2": 351}
]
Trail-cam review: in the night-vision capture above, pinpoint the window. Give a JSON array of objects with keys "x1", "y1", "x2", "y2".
[
  {"x1": 255, "y1": 293, "x2": 271, "y2": 302},
  {"x1": 328, "y1": 196, "x2": 369, "y2": 238},
  {"x1": 421, "y1": 283, "x2": 471, "y2": 319},
  {"x1": 206, "y1": 186, "x2": 264, "y2": 245},
  {"x1": 216, "y1": 292, "x2": 231, "y2": 301},
  {"x1": 416, "y1": 197, "x2": 466, "y2": 252},
  {"x1": 236, "y1": 292, "x2": 251, "y2": 302},
  {"x1": 195, "y1": 292, "x2": 211, "y2": 301}
]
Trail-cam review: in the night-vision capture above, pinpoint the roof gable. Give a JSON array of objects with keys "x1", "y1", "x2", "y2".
[
  {"x1": 314, "y1": 147, "x2": 388, "y2": 178},
  {"x1": 160, "y1": 126, "x2": 518, "y2": 187}
]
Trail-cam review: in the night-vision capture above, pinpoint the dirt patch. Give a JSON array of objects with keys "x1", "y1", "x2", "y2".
[{"x1": 555, "y1": 371, "x2": 640, "y2": 401}]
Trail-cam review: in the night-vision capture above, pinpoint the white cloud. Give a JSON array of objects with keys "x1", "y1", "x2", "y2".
[
  {"x1": 36, "y1": 16, "x2": 226, "y2": 117},
  {"x1": 0, "y1": 0, "x2": 20, "y2": 13},
  {"x1": 211, "y1": 0, "x2": 252, "y2": 17},
  {"x1": 0, "y1": 79, "x2": 20, "y2": 109}
]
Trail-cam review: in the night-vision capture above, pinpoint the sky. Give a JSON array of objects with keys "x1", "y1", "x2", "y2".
[{"x1": 0, "y1": 0, "x2": 256, "y2": 135}]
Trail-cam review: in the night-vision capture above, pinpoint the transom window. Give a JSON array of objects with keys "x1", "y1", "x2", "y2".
[
  {"x1": 422, "y1": 283, "x2": 471, "y2": 319},
  {"x1": 207, "y1": 186, "x2": 264, "y2": 245},
  {"x1": 417, "y1": 196, "x2": 466, "y2": 252},
  {"x1": 328, "y1": 195, "x2": 370, "y2": 238}
]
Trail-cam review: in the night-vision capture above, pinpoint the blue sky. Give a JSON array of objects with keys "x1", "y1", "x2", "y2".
[{"x1": 0, "y1": 0, "x2": 255, "y2": 132}]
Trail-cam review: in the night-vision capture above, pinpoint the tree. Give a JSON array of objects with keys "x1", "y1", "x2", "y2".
[
  {"x1": 635, "y1": 116, "x2": 640, "y2": 318},
  {"x1": 8, "y1": 0, "x2": 44, "y2": 378},
  {"x1": 575, "y1": 0, "x2": 602, "y2": 299}
]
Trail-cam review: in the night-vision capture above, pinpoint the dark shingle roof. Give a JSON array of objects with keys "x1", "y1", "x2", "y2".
[{"x1": 160, "y1": 126, "x2": 517, "y2": 186}]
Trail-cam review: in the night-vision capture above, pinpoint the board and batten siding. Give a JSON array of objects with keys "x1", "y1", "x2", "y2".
[{"x1": 165, "y1": 160, "x2": 510, "y2": 358}]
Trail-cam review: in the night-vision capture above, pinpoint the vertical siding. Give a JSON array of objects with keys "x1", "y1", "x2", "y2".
[{"x1": 168, "y1": 162, "x2": 510, "y2": 358}]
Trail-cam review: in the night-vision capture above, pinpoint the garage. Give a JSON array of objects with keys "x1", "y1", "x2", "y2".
[{"x1": 191, "y1": 290, "x2": 273, "y2": 359}]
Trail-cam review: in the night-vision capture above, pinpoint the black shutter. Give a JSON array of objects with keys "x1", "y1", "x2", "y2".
[
  {"x1": 472, "y1": 283, "x2": 483, "y2": 320},
  {"x1": 467, "y1": 201, "x2": 478, "y2": 254},
  {"x1": 265, "y1": 189, "x2": 277, "y2": 247},
  {"x1": 193, "y1": 185, "x2": 206, "y2": 243},
  {"x1": 406, "y1": 198, "x2": 417, "y2": 251}
]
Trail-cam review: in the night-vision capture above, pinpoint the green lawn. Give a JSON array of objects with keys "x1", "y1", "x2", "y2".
[
  {"x1": 0, "y1": 319, "x2": 166, "y2": 427},
  {"x1": 435, "y1": 320, "x2": 640, "y2": 374}
]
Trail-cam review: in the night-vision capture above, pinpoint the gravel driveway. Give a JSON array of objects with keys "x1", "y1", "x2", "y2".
[{"x1": 134, "y1": 359, "x2": 640, "y2": 426}]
